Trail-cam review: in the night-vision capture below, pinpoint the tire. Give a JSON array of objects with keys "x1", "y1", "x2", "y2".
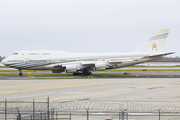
[
  {"x1": 73, "y1": 73, "x2": 76, "y2": 76},
  {"x1": 19, "y1": 73, "x2": 23, "y2": 76},
  {"x1": 81, "y1": 74, "x2": 84, "y2": 77}
]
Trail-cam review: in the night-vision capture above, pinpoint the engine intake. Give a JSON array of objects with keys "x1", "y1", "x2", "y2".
[
  {"x1": 65, "y1": 65, "x2": 77, "y2": 73},
  {"x1": 95, "y1": 63, "x2": 107, "y2": 71}
]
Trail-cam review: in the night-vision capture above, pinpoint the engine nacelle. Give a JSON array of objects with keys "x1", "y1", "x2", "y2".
[
  {"x1": 52, "y1": 69, "x2": 64, "y2": 73},
  {"x1": 65, "y1": 65, "x2": 77, "y2": 73},
  {"x1": 95, "y1": 63, "x2": 107, "y2": 71}
]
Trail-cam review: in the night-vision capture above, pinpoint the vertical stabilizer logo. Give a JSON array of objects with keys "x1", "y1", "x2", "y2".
[{"x1": 152, "y1": 42, "x2": 157, "y2": 51}]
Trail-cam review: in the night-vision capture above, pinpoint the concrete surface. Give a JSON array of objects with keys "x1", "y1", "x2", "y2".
[
  {"x1": 1, "y1": 78, "x2": 180, "y2": 120},
  {"x1": 0, "y1": 78, "x2": 180, "y2": 102}
]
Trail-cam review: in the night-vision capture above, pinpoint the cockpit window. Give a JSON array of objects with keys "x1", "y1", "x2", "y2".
[{"x1": 13, "y1": 53, "x2": 18, "y2": 55}]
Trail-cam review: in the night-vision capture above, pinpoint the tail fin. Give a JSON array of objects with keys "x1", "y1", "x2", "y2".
[{"x1": 135, "y1": 28, "x2": 170, "y2": 53}]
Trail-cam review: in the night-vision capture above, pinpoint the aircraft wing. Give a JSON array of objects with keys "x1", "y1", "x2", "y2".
[{"x1": 79, "y1": 60, "x2": 127, "y2": 70}]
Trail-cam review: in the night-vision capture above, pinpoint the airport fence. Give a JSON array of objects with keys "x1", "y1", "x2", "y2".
[
  {"x1": 1, "y1": 110, "x2": 180, "y2": 120},
  {"x1": 1, "y1": 98, "x2": 180, "y2": 120}
]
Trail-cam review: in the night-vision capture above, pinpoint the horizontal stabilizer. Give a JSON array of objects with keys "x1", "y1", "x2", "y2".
[
  {"x1": 148, "y1": 52, "x2": 175, "y2": 58},
  {"x1": 142, "y1": 52, "x2": 176, "y2": 59}
]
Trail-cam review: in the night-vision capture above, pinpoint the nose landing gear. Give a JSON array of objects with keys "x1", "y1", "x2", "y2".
[{"x1": 19, "y1": 69, "x2": 23, "y2": 76}]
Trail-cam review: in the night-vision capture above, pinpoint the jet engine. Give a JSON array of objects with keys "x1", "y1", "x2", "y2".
[
  {"x1": 65, "y1": 65, "x2": 77, "y2": 73},
  {"x1": 95, "y1": 62, "x2": 107, "y2": 71}
]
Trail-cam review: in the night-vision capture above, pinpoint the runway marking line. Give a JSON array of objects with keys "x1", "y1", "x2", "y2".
[
  {"x1": 28, "y1": 75, "x2": 35, "y2": 78},
  {"x1": 27, "y1": 72, "x2": 35, "y2": 78}
]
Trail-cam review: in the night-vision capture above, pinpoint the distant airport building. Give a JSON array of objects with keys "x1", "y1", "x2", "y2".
[{"x1": 136, "y1": 61, "x2": 180, "y2": 66}]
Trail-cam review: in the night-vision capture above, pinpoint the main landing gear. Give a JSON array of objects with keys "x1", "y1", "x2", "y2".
[
  {"x1": 73, "y1": 72, "x2": 92, "y2": 77},
  {"x1": 19, "y1": 69, "x2": 23, "y2": 76}
]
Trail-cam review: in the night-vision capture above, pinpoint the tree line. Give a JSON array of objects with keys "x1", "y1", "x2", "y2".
[
  {"x1": 0, "y1": 56, "x2": 5, "y2": 62},
  {"x1": 156, "y1": 56, "x2": 180, "y2": 61}
]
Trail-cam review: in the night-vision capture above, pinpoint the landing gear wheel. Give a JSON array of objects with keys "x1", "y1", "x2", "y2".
[
  {"x1": 89, "y1": 72, "x2": 92, "y2": 76},
  {"x1": 19, "y1": 73, "x2": 23, "y2": 76},
  {"x1": 18, "y1": 69, "x2": 23, "y2": 76},
  {"x1": 73, "y1": 73, "x2": 80, "y2": 76}
]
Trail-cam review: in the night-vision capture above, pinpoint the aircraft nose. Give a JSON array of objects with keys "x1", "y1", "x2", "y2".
[{"x1": 1, "y1": 58, "x2": 7, "y2": 65}]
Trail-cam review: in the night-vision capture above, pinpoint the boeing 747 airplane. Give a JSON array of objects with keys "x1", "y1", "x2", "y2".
[{"x1": 2, "y1": 29, "x2": 174, "y2": 76}]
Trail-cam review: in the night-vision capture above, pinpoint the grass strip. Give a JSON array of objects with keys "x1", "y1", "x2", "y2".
[
  {"x1": 0, "y1": 70, "x2": 52, "y2": 72},
  {"x1": 106, "y1": 69, "x2": 180, "y2": 71},
  {"x1": 126, "y1": 66, "x2": 180, "y2": 68},
  {"x1": 36, "y1": 76, "x2": 159, "y2": 79},
  {"x1": 0, "y1": 74, "x2": 73, "y2": 76},
  {"x1": 0, "y1": 66, "x2": 9, "y2": 68},
  {"x1": 0, "y1": 74, "x2": 123, "y2": 76}
]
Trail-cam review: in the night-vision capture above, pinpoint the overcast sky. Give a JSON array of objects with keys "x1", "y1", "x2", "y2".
[{"x1": 0, "y1": 0, "x2": 180, "y2": 57}]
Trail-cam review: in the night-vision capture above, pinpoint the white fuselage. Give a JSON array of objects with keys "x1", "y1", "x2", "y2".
[
  {"x1": 2, "y1": 51, "x2": 164, "y2": 71},
  {"x1": 1, "y1": 29, "x2": 173, "y2": 74}
]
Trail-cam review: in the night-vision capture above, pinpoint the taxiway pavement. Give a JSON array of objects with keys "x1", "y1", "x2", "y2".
[{"x1": 0, "y1": 78, "x2": 180, "y2": 103}]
